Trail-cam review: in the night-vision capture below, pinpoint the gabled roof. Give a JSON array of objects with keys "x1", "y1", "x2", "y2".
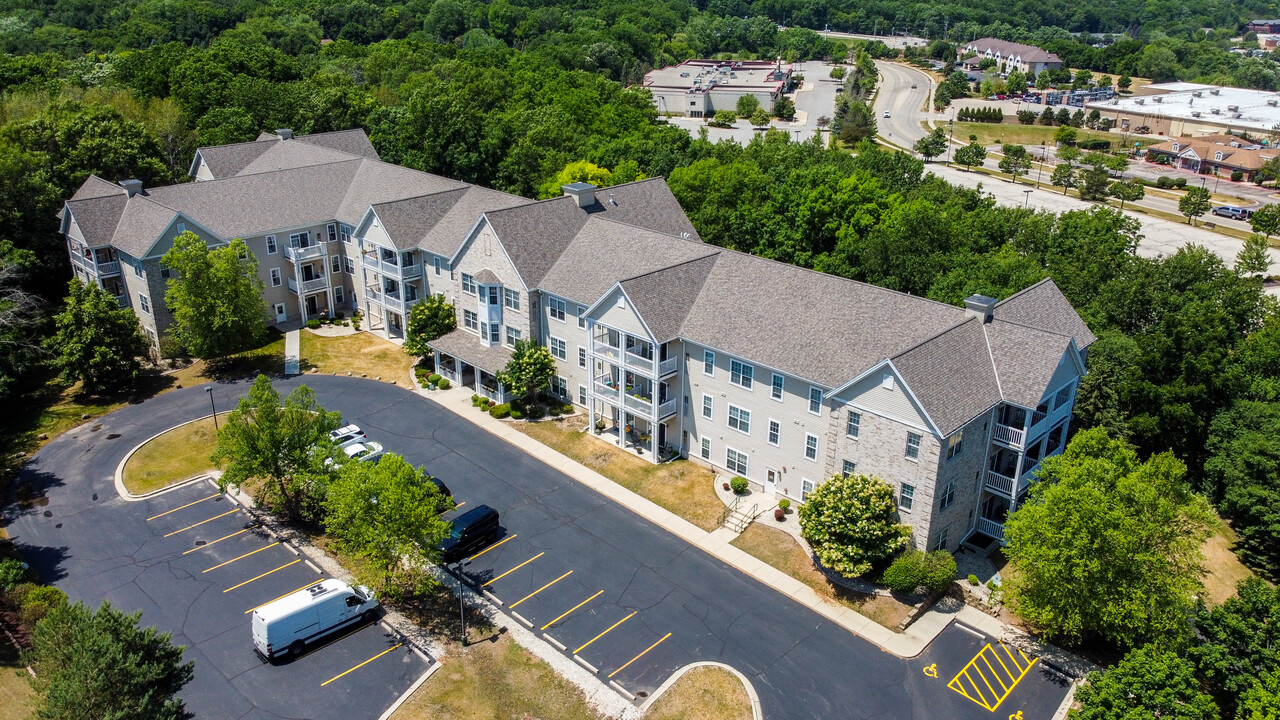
[
  {"x1": 235, "y1": 139, "x2": 362, "y2": 177},
  {"x1": 993, "y1": 279, "x2": 1097, "y2": 349},
  {"x1": 192, "y1": 137, "x2": 277, "y2": 179},
  {"x1": 70, "y1": 175, "x2": 125, "y2": 201},
  {"x1": 293, "y1": 129, "x2": 379, "y2": 161},
  {"x1": 193, "y1": 129, "x2": 381, "y2": 180},
  {"x1": 984, "y1": 319, "x2": 1075, "y2": 410},
  {"x1": 370, "y1": 188, "x2": 472, "y2": 251},
  {"x1": 617, "y1": 254, "x2": 719, "y2": 343},
  {"x1": 336, "y1": 161, "x2": 466, "y2": 223},
  {"x1": 427, "y1": 328, "x2": 513, "y2": 375},
  {"x1": 473, "y1": 269, "x2": 501, "y2": 284},
  {"x1": 64, "y1": 193, "x2": 127, "y2": 247},
  {"x1": 892, "y1": 319, "x2": 1002, "y2": 436},
  {"x1": 482, "y1": 197, "x2": 587, "y2": 288},
  {"x1": 580, "y1": 178, "x2": 701, "y2": 241},
  {"x1": 110, "y1": 197, "x2": 177, "y2": 258}
]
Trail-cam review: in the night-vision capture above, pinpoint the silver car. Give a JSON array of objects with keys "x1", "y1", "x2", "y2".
[{"x1": 329, "y1": 424, "x2": 367, "y2": 448}]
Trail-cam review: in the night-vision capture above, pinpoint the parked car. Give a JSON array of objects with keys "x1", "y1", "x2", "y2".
[
  {"x1": 329, "y1": 424, "x2": 367, "y2": 448},
  {"x1": 251, "y1": 579, "x2": 378, "y2": 660},
  {"x1": 324, "y1": 440, "x2": 385, "y2": 468},
  {"x1": 910, "y1": 82, "x2": 917, "y2": 88},
  {"x1": 440, "y1": 505, "x2": 501, "y2": 564},
  {"x1": 1212, "y1": 206, "x2": 1248, "y2": 219},
  {"x1": 883, "y1": 110, "x2": 891, "y2": 118}
]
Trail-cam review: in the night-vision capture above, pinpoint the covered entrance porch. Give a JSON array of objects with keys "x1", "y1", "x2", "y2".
[{"x1": 426, "y1": 328, "x2": 513, "y2": 404}]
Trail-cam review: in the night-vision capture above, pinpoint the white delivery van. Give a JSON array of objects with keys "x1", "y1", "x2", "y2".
[{"x1": 251, "y1": 579, "x2": 379, "y2": 660}]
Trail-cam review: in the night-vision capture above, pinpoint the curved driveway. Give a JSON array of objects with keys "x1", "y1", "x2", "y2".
[{"x1": 5, "y1": 377, "x2": 1071, "y2": 719}]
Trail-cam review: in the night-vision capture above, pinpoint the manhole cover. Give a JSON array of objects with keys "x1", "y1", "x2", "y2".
[
  {"x1": 636, "y1": 691, "x2": 648, "y2": 698},
  {"x1": 42, "y1": 510, "x2": 52, "y2": 517},
  {"x1": 106, "y1": 433, "x2": 121, "y2": 440}
]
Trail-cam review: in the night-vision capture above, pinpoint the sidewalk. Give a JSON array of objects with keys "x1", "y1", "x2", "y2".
[
  {"x1": 412, "y1": 379, "x2": 1088, "y2": 670},
  {"x1": 284, "y1": 329, "x2": 300, "y2": 375}
]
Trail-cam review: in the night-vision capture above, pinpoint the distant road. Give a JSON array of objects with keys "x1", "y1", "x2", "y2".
[{"x1": 815, "y1": 29, "x2": 927, "y2": 49}]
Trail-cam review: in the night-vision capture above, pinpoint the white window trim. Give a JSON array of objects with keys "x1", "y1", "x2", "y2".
[
  {"x1": 899, "y1": 483, "x2": 915, "y2": 512},
  {"x1": 138, "y1": 293, "x2": 151, "y2": 315},
  {"x1": 808, "y1": 386, "x2": 823, "y2": 415},
  {"x1": 771, "y1": 372, "x2": 784, "y2": 401},
  {"x1": 703, "y1": 350, "x2": 715, "y2": 376},
  {"x1": 335, "y1": 286, "x2": 344, "y2": 303},
  {"x1": 577, "y1": 346, "x2": 587, "y2": 368},
  {"x1": 269, "y1": 268, "x2": 281, "y2": 287},
  {"x1": 330, "y1": 254, "x2": 341, "y2": 274},
  {"x1": 700, "y1": 437, "x2": 711, "y2": 460},
  {"x1": 729, "y1": 359, "x2": 754, "y2": 390},
  {"x1": 701, "y1": 393, "x2": 713, "y2": 420},
  {"x1": 433, "y1": 257, "x2": 442, "y2": 275},
  {"x1": 804, "y1": 432, "x2": 819, "y2": 461},
  {"x1": 767, "y1": 418, "x2": 780, "y2": 446},
  {"x1": 801, "y1": 478, "x2": 814, "y2": 502},
  {"x1": 846, "y1": 411, "x2": 861, "y2": 439},
  {"x1": 548, "y1": 296, "x2": 567, "y2": 322},
  {"x1": 727, "y1": 404, "x2": 751, "y2": 435},
  {"x1": 725, "y1": 445, "x2": 749, "y2": 476},
  {"x1": 548, "y1": 335, "x2": 567, "y2": 360},
  {"x1": 905, "y1": 432, "x2": 921, "y2": 461},
  {"x1": 265, "y1": 235, "x2": 277, "y2": 254}
]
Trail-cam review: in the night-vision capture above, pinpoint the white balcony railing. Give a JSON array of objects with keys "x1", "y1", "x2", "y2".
[
  {"x1": 69, "y1": 252, "x2": 93, "y2": 272},
  {"x1": 401, "y1": 263, "x2": 422, "y2": 279},
  {"x1": 478, "y1": 385, "x2": 503, "y2": 402},
  {"x1": 976, "y1": 517, "x2": 1005, "y2": 541},
  {"x1": 594, "y1": 381, "x2": 620, "y2": 402},
  {"x1": 657, "y1": 398, "x2": 678, "y2": 418},
  {"x1": 288, "y1": 276, "x2": 329, "y2": 294},
  {"x1": 993, "y1": 423, "x2": 1025, "y2": 447},
  {"x1": 284, "y1": 244, "x2": 325, "y2": 262},
  {"x1": 592, "y1": 338, "x2": 621, "y2": 362},
  {"x1": 658, "y1": 356, "x2": 679, "y2": 376},
  {"x1": 623, "y1": 393, "x2": 654, "y2": 417},
  {"x1": 984, "y1": 470, "x2": 1016, "y2": 497},
  {"x1": 96, "y1": 260, "x2": 121, "y2": 276},
  {"x1": 624, "y1": 349, "x2": 655, "y2": 375}
]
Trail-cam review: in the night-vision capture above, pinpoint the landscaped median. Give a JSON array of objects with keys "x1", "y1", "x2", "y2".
[{"x1": 120, "y1": 413, "x2": 225, "y2": 495}]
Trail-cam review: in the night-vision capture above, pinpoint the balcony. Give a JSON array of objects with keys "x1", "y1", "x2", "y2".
[
  {"x1": 623, "y1": 393, "x2": 654, "y2": 417},
  {"x1": 96, "y1": 260, "x2": 121, "y2": 276},
  {"x1": 624, "y1": 348, "x2": 655, "y2": 375},
  {"x1": 401, "y1": 262, "x2": 422, "y2": 279},
  {"x1": 284, "y1": 244, "x2": 325, "y2": 262},
  {"x1": 1030, "y1": 409, "x2": 1048, "y2": 427},
  {"x1": 115, "y1": 294, "x2": 129, "y2": 308},
  {"x1": 591, "y1": 337, "x2": 621, "y2": 362},
  {"x1": 992, "y1": 423, "x2": 1025, "y2": 447},
  {"x1": 658, "y1": 356, "x2": 679, "y2": 377},
  {"x1": 975, "y1": 517, "x2": 1005, "y2": 541},
  {"x1": 594, "y1": 380, "x2": 620, "y2": 402},
  {"x1": 288, "y1": 276, "x2": 328, "y2": 294},
  {"x1": 657, "y1": 398, "x2": 678, "y2": 419},
  {"x1": 984, "y1": 470, "x2": 1016, "y2": 497}
]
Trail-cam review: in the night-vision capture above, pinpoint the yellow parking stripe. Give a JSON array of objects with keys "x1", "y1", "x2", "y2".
[
  {"x1": 482, "y1": 552, "x2": 543, "y2": 587},
  {"x1": 147, "y1": 493, "x2": 219, "y2": 521},
  {"x1": 542, "y1": 591, "x2": 603, "y2": 630},
  {"x1": 510, "y1": 571, "x2": 573, "y2": 609},
  {"x1": 609, "y1": 633, "x2": 671, "y2": 679},
  {"x1": 467, "y1": 534, "x2": 516, "y2": 562},
  {"x1": 982, "y1": 655, "x2": 1010, "y2": 692},
  {"x1": 574, "y1": 611, "x2": 635, "y2": 655},
  {"x1": 183, "y1": 527, "x2": 254, "y2": 555},
  {"x1": 947, "y1": 643, "x2": 1039, "y2": 712},
  {"x1": 223, "y1": 559, "x2": 301, "y2": 593},
  {"x1": 244, "y1": 580, "x2": 324, "y2": 614},
  {"x1": 320, "y1": 643, "x2": 403, "y2": 687},
  {"x1": 203, "y1": 543, "x2": 280, "y2": 573},
  {"x1": 164, "y1": 509, "x2": 239, "y2": 537},
  {"x1": 1000, "y1": 642, "x2": 1026, "y2": 673}
]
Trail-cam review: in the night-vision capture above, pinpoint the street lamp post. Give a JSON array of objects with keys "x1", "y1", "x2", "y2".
[
  {"x1": 205, "y1": 386, "x2": 218, "y2": 433},
  {"x1": 1023, "y1": 188, "x2": 1033, "y2": 208},
  {"x1": 1035, "y1": 147, "x2": 1047, "y2": 188},
  {"x1": 451, "y1": 562, "x2": 468, "y2": 646},
  {"x1": 946, "y1": 112, "x2": 955, "y2": 164}
]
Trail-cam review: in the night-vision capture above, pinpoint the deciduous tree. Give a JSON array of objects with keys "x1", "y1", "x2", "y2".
[
  {"x1": 161, "y1": 232, "x2": 267, "y2": 360},
  {"x1": 735, "y1": 94, "x2": 760, "y2": 118},
  {"x1": 1108, "y1": 178, "x2": 1145, "y2": 210},
  {"x1": 403, "y1": 295, "x2": 456, "y2": 357},
  {"x1": 1179, "y1": 186, "x2": 1212, "y2": 225},
  {"x1": 953, "y1": 141, "x2": 986, "y2": 170},
  {"x1": 913, "y1": 128, "x2": 946, "y2": 162},
  {"x1": 798, "y1": 473, "x2": 910, "y2": 578},
  {"x1": 1050, "y1": 163, "x2": 1077, "y2": 194},
  {"x1": 997, "y1": 144, "x2": 1031, "y2": 182},
  {"x1": 1074, "y1": 646, "x2": 1219, "y2": 720},
  {"x1": 46, "y1": 279, "x2": 149, "y2": 395},
  {"x1": 1249, "y1": 203, "x2": 1280, "y2": 238},
  {"x1": 1236, "y1": 234, "x2": 1274, "y2": 277},
  {"x1": 498, "y1": 338, "x2": 556, "y2": 404}
]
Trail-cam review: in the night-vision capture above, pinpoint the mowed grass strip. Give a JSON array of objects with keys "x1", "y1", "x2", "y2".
[
  {"x1": 0, "y1": 631, "x2": 35, "y2": 720},
  {"x1": 646, "y1": 665, "x2": 753, "y2": 720},
  {"x1": 122, "y1": 415, "x2": 223, "y2": 495},
  {"x1": 730, "y1": 523, "x2": 915, "y2": 629},
  {"x1": 298, "y1": 331, "x2": 415, "y2": 382},
  {"x1": 511, "y1": 415, "x2": 723, "y2": 531}
]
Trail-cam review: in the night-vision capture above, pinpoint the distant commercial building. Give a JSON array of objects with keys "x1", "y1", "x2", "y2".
[
  {"x1": 640, "y1": 59, "x2": 793, "y2": 118},
  {"x1": 958, "y1": 38, "x2": 1063, "y2": 77},
  {"x1": 1248, "y1": 19, "x2": 1280, "y2": 34},
  {"x1": 1143, "y1": 134, "x2": 1275, "y2": 181},
  {"x1": 1091, "y1": 81, "x2": 1280, "y2": 137}
]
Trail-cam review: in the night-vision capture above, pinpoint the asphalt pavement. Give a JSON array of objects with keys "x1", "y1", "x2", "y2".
[{"x1": 4, "y1": 377, "x2": 1074, "y2": 719}]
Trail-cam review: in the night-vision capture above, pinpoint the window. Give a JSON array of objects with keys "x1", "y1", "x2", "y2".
[
  {"x1": 801, "y1": 478, "x2": 814, "y2": 501},
  {"x1": 344, "y1": 257, "x2": 355, "y2": 275},
  {"x1": 270, "y1": 268, "x2": 281, "y2": 287},
  {"x1": 701, "y1": 393, "x2": 713, "y2": 419},
  {"x1": 727, "y1": 404, "x2": 750, "y2": 434},
  {"x1": 841, "y1": 460, "x2": 856, "y2": 477},
  {"x1": 946, "y1": 431, "x2": 963, "y2": 460},
  {"x1": 577, "y1": 306, "x2": 587, "y2": 329},
  {"x1": 487, "y1": 286, "x2": 500, "y2": 305},
  {"x1": 932, "y1": 528, "x2": 949, "y2": 552},
  {"x1": 700, "y1": 437, "x2": 711, "y2": 460},
  {"x1": 340, "y1": 226, "x2": 352, "y2": 244},
  {"x1": 767, "y1": 419, "x2": 780, "y2": 446},
  {"x1": 938, "y1": 481, "x2": 955, "y2": 511},
  {"x1": 489, "y1": 323, "x2": 500, "y2": 343},
  {"x1": 548, "y1": 297, "x2": 566, "y2": 321},
  {"x1": 1054, "y1": 383, "x2": 1072, "y2": 409},
  {"x1": 461, "y1": 273, "x2": 476, "y2": 294},
  {"x1": 289, "y1": 231, "x2": 307, "y2": 246},
  {"x1": 138, "y1": 293, "x2": 150, "y2": 314},
  {"x1": 506, "y1": 326, "x2": 521, "y2": 347},
  {"x1": 771, "y1": 373, "x2": 784, "y2": 400},
  {"x1": 133, "y1": 261, "x2": 142, "y2": 277},
  {"x1": 725, "y1": 447, "x2": 748, "y2": 475},
  {"x1": 266, "y1": 235, "x2": 277, "y2": 254},
  {"x1": 463, "y1": 309, "x2": 478, "y2": 331},
  {"x1": 703, "y1": 350, "x2": 715, "y2": 375},
  {"x1": 577, "y1": 346, "x2": 586, "y2": 368},
  {"x1": 804, "y1": 433, "x2": 819, "y2": 461},
  {"x1": 1215, "y1": 151, "x2": 1223, "y2": 161},
  {"x1": 504, "y1": 288, "x2": 520, "y2": 310},
  {"x1": 479, "y1": 322, "x2": 488, "y2": 341},
  {"x1": 899, "y1": 483, "x2": 915, "y2": 511},
  {"x1": 433, "y1": 257, "x2": 442, "y2": 275},
  {"x1": 331, "y1": 255, "x2": 341, "y2": 274},
  {"x1": 905, "y1": 432, "x2": 921, "y2": 460},
  {"x1": 578, "y1": 385, "x2": 587, "y2": 405},
  {"x1": 335, "y1": 286, "x2": 344, "y2": 303},
  {"x1": 846, "y1": 411, "x2": 861, "y2": 438},
  {"x1": 550, "y1": 376, "x2": 567, "y2": 398},
  {"x1": 274, "y1": 303, "x2": 285, "y2": 318},
  {"x1": 548, "y1": 336, "x2": 567, "y2": 360},
  {"x1": 808, "y1": 387, "x2": 823, "y2": 414},
  {"x1": 176, "y1": 222, "x2": 185, "y2": 233},
  {"x1": 730, "y1": 360, "x2": 754, "y2": 389}
]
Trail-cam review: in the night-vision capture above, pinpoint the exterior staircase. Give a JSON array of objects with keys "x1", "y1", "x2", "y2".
[{"x1": 719, "y1": 496, "x2": 760, "y2": 534}]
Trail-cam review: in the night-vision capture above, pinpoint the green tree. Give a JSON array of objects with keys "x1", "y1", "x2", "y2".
[
  {"x1": 0, "y1": 252, "x2": 40, "y2": 400},
  {"x1": 160, "y1": 232, "x2": 267, "y2": 360},
  {"x1": 736, "y1": 94, "x2": 760, "y2": 118},
  {"x1": 1050, "y1": 163, "x2": 1077, "y2": 195},
  {"x1": 1053, "y1": 125, "x2": 1078, "y2": 145},
  {"x1": 1239, "y1": 672, "x2": 1280, "y2": 720},
  {"x1": 1036, "y1": 70, "x2": 1053, "y2": 90},
  {"x1": 913, "y1": 128, "x2": 947, "y2": 162},
  {"x1": 1190, "y1": 578, "x2": 1280, "y2": 715},
  {"x1": 46, "y1": 279, "x2": 149, "y2": 395},
  {"x1": 953, "y1": 141, "x2": 987, "y2": 170},
  {"x1": 1004, "y1": 428, "x2": 1214, "y2": 647},
  {"x1": 1118, "y1": 74, "x2": 1132, "y2": 91},
  {"x1": 711, "y1": 109, "x2": 737, "y2": 127},
  {"x1": 498, "y1": 338, "x2": 556, "y2": 404},
  {"x1": 1237, "y1": 234, "x2": 1274, "y2": 277},
  {"x1": 1250, "y1": 203, "x2": 1280, "y2": 238},
  {"x1": 1005, "y1": 69, "x2": 1027, "y2": 94},
  {"x1": 749, "y1": 107, "x2": 771, "y2": 128},
  {"x1": 537, "y1": 160, "x2": 611, "y2": 199},
  {"x1": 1074, "y1": 646, "x2": 1219, "y2": 720},
  {"x1": 324, "y1": 453, "x2": 454, "y2": 599},
  {"x1": 1080, "y1": 164, "x2": 1112, "y2": 201},
  {"x1": 212, "y1": 375, "x2": 342, "y2": 520},
  {"x1": 798, "y1": 473, "x2": 910, "y2": 578},
  {"x1": 1038, "y1": 107, "x2": 1055, "y2": 125},
  {"x1": 1179, "y1": 186, "x2": 1212, "y2": 225},
  {"x1": 402, "y1": 295, "x2": 456, "y2": 356},
  {"x1": 1058, "y1": 145, "x2": 1082, "y2": 165},
  {"x1": 998, "y1": 144, "x2": 1031, "y2": 182},
  {"x1": 773, "y1": 96, "x2": 796, "y2": 120},
  {"x1": 28, "y1": 600, "x2": 194, "y2": 720},
  {"x1": 1203, "y1": 402, "x2": 1280, "y2": 575},
  {"x1": 1108, "y1": 178, "x2": 1145, "y2": 210},
  {"x1": 838, "y1": 101, "x2": 876, "y2": 144}
]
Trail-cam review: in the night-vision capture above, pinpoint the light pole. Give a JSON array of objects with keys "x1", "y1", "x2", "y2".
[
  {"x1": 946, "y1": 111, "x2": 955, "y2": 164},
  {"x1": 1023, "y1": 188, "x2": 1033, "y2": 208},
  {"x1": 1035, "y1": 146, "x2": 1047, "y2": 188},
  {"x1": 451, "y1": 561, "x2": 470, "y2": 646},
  {"x1": 205, "y1": 386, "x2": 219, "y2": 433}
]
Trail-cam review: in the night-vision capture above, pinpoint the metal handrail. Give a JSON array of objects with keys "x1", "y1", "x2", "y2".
[{"x1": 718, "y1": 494, "x2": 741, "y2": 527}]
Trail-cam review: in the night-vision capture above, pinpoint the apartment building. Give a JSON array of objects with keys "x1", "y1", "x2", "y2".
[
  {"x1": 61, "y1": 129, "x2": 1094, "y2": 553},
  {"x1": 959, "y1": 38, "x2": 1063, "y2": 77}
]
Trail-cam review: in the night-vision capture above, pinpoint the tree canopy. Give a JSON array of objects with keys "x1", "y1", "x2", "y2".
[
  {"x1": 798, "y1": 473, "x2": 910, "y2": 578},
  {"x1": 160, "y1": 232, "x2": 267, "y2": 360},
  {"x1": 46, "y1": 279, "x2": 149, "y2": 394},
  {"x1": 402, "y1": 295, "x2": 457, "y2": 357}
]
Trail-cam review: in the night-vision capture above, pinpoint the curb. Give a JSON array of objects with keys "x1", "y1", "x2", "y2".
[
  {"x1": 638, "y1": 661, "x2": 764, "y2": 720},
  {"x1": 113, "y1": 412, "x2": 224, "y2": 502}
]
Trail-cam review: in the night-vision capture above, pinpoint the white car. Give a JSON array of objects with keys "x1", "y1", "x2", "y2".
[
  {"x1": 883, "y1": 110, "x2": 891, "y2": 118},
  {"x1": 329, "y1": 424, "x2": 367, "y2": 448},
  {"x1": 324, "y1": 441, "x2": 385, "y2": 468}
]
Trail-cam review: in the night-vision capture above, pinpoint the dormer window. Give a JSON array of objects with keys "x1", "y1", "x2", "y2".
[
  {"x1": 1172, "y1": 142, "x2": 1180, "y2": 152},
  {"x1": 1214, "y1": 151, "x2": 1223, "y2": 161}
]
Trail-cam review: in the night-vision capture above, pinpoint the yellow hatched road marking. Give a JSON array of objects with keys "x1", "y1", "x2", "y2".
[
  {"x1": 147, "y1": 493, "x2": 219, "y2": 521},
  {"x1": 947, "y1": 643, "x2": 1039, "y2": 712},
  {"x1": 609, "y1": 632, "x2": 671, "y2": 679},
  {"x1": 467, "y1": 534, "x2": 516, "y2": 562},
  {"x1": 574, "y1": 611, "x2": 636, "y2": 655},
  {"x1": 223, "y1": 559, "x2": 301, "y2": 593},
  {"x1": 164, "y1": 509, "x2": 239, "y2": 537},
  {"x1": 203, "y1": 543, "x2": 280, "y2": 573},
  {"x1": 542, "y1": 591, "x2": 603, "y2": 630},
  {"x1": 244, "y1": 580, "x2": 324, "y2": 614},
  {"x1": 320, "y1": 643, "x2": 403, "y2": 687},
  {"x1": 510, "y1": 571, "x2": 573, "y2": 609},
  {"x1": 183, "y1": 527, "x2": 253, "y2": 555},
  {"x1": 482, "y1": 552, "x2": 543, "y2": 587}
]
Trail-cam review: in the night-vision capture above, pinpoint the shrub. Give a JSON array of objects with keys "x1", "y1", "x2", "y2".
[
  {"x1": 968, "y1": 574, "x2": 980, "y2": 586},
  {"x1": 1156, "y1": 176, "x2": 1173, "y2": 189},
  {"x1": 798, "y1": 473, "x2": 911, "y2": 578},
  {"x1": 19, "y1": 584, "x2": 68, "y2": 626},
  {"x1": 471, "y1": 394, "x2": 482, "y2": 406},
  {"x1": 526, "y1": 404, "x2": 545, "y2": 420},
  {"x1": 922, "y1": 551, "x2": 957, "y2": 594},
  {"x1": 0, "y1": 558, "x2": 26, "y2": 594},
  {"x1": 335, "y1": 311, "x2": 345, "y2": 319},
  {"x1": 730, "y1": 476, "x2": 749, "y2": 494},
  {"x1": 428, "y1": 373, "x2": 442, "y2": 384},
  {"x1": 560, "y1": 403, "x2": 574, "y2": 415},
  {"x1": 490, "y1": 403, "x2": 511, "y2": 419},
  {"x1": 487, "y1": 400, "x2": 496, "y2": 408},
  {"x1": 777, "y1": 498, "x2": 791, "y2": 511},
  {"x1": 305, "y1": 319, "x2": 321, "y2": 329},
  {"x1": 547, "y1": 403, "x2": 562, "y2": 416},
  {"x1": 1232, "y1": 170, "x2": 1244, "y2": 182},
  {"x1": 509, "y1": 408, "x2": 524, "y2": 419},
  {"x1": 881, "y1": 551, "x2": 927, "y2": 593},
  {"x1": 437, "y1": 378, "x2": 449, "y2": 389},
  {"x1": 1174, "y1": 177, "x2": 1187, "y2": 188}
]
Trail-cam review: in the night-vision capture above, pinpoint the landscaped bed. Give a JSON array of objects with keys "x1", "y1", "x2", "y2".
[
  {"x1": 121, "y1": 415, "x2": 223, "y2": 495},
  {"x1": 510, "y1": 415, "x2": 723, "y2": 531},
  {"x1": 646, "y1": 666, "x2": 752, "y2": 720},
  {"x1": 299, "y1": 330, "x2": 415, "y2": 382}
]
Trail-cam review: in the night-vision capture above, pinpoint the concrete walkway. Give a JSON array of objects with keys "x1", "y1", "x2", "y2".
[
  {"x1": 410, "y1": 376, "x2": 1091, "y2": 676},
  {"x1": 284, "y1": 329, "x2": 300, "y2": 375}
]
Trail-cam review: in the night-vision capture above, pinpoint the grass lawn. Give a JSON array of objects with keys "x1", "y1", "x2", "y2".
[
  {"x1": 647, "y1": 666, "x2": 752, "y2": 720},
  {"x1": 0, "y1": 632, "x2": 35, "y2": 720},
  {"x1": 954, "y1": 121, "x2": 1116, "y2": 148},
  {"x1": 730, "y1": 523, "x2": 914, "y2": 629},
  {"x1": 121, "y1": 415, "x2": 224, "y2": 495},
  {"x1": 510, "y1": 415, "x2": 723, "y2": 531},
  {"x1": 391, "y1": 634, "x2": 604, "y2": 720},
  {"x1": 298, "y1": 330, "x2": 414, "y2": 382},
  {"x1": 1201, "y1": 517, "x2": 1256, "y2": 606}
]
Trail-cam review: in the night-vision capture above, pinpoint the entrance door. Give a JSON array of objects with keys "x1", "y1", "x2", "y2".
[
  {"x1": 764, "y1": 468, "x2": 779, "y2": 495},
  {"x1": 305, "y1": 295, "x2": 319, "y2": 317},
  {"x1": 275, "y1": 303, "x2": 287, "y2": 323}
]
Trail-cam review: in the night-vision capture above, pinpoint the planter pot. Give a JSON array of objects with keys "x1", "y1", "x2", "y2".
[
  {"x1": 723, "y1": 482, "x2": 731, "y2": 491},
  {"x1": 774, "y1": 508, "x2": 786, "y2": 522}
]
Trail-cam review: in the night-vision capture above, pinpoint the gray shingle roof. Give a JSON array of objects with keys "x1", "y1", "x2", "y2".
[
  {"x1": 993, "y1": 279, "x2": 1097, "y2": 349},
  {"x1": 985, "y1": 319, "x2": 1074, "y2": 410},
  {"x1": 427, "y1": 328, "x2": 513, "y2": 375},
  {"x1": 371, "y1": 189, "x2": 471, "y2": 251},
  {"x1": 421, "y1": 187, "x2": 530, "y2": 258},
  {"x1": 539, "y1": 216, "x2": 717, "y2": 306},
  {"x1": 111, "y1": 197, "x2": 178, "y2": 258},
  {"x1": 472, "y1": 269, "x2": 501, "y2": 284},
  {"x1": 618, "y1": 254, "x2": 719, "y2": 342},
  {"x1": 892, "y1": 318, "x2": 1002, "y2": 435},
  {"x1": 295, "y1": 129, "x2": 380, "y2": 161},
  {"x1": 235, "y1": 140, "x2": 361, "y2": 177},
  {"x1": 336, "y1": 161, "x2": 465, "y2": 224},
  {"x1": 71, "y1": 175, "x2": 124, "y2": 201},
  {"x1": 482, "y1": 197, "x2": 586, "y2": 288},
  {"x1": 194, "y1": 138, "x2": 276, "y2": 179},
  {"x1": 64, "y1": 194, "x2": 127, "y2": 247},
  {"x1": 584, "y1": 178, "x2": 700, "y2": 241}
]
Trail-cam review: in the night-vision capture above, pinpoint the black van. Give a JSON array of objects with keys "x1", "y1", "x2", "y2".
[{"x1": 440, "y1": 505, "x2": 501, "y2": 563}]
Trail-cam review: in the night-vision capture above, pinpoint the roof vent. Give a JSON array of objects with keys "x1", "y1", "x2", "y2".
[
  {"x1": 561, "y1": 182, "x2": 596, "y2": 208},
  {"x1": 1228, "y1": 105, "x2": 1240, "y2": 111},
  {"x1": 1210, "y1": 88, "x2": 1220, "y2": 95},
  {"x1": 118, "y1": 179, "x2": 143, "y2": 197},
  {"x1": 964, "y1": 294, "x2": 998, "y2": 323},
  {"x1": 1152, "y1": 96, "x2": 1162, "y2": 102},
  {"x1": 275, "y1": 128, "x2": 293, "y2": 140},
  {"x1": 609, "y1": 192, "x2": 617, "y2": 206},
  {"x1": 1268, "y1": 99, "x2": 1278, "y2": 107}
]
